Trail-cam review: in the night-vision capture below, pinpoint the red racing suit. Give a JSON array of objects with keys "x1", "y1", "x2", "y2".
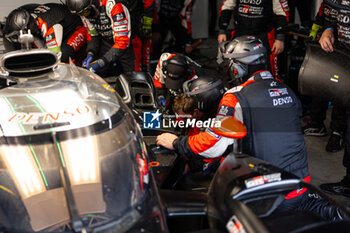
[
  {"x1": 173, "y1": 70, "x2": 309, "y2": 199},
  {"x1": 128, "y1": 0, "x2": 155, "y2": 71},
  {"x1": 80, "y1": 0, "x2": 134, "y2": 73},
  {"x1": 30, "y1": 3, "x2": 87, "y2": 63},
  {"x1": 218, "y1": 0, "x2": 289, "y2": 77}
]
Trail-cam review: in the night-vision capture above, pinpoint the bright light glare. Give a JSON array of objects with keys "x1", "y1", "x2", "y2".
[
  {"x1": 1, "y1": 145, "x2": 46, "y2": 198},
  {"x1": 0, "y1": 97, "x2": 23, "y2": 136},
  {"x1": 31, "y1": 89, "x2": 85, "y2": 113},
  {"x1": 60, "y1": 135, "x2": 100, "y2": 185}
]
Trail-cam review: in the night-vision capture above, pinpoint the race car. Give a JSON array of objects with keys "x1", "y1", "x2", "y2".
[
  {"x1": 0, "y1": 31, "x2": 168, "y2": 233},
  {"x1": 1, "y1": 29, "x2": 349, "y2": 233}
]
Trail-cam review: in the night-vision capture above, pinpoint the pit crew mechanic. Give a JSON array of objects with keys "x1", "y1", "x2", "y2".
[
  {"x1": 303, "y1": 0, "x2": 346, "y2": 155},
  {"x1": 66, "y1": 0, "x2": 135, "y2": 75},
  {"x1": 317, "y1": 0, "x2": 350, "y2": 197},
  {"x1": 152, "y1": 0, "x2": 195, "y2": 57},
  {"x1": 157, "y1": 36, "x2": 343, "y2": 220},
  {"x1": 3, "y1": 3, "x2": 87, "y2": 63},
  {"x1": 217, "y1": 0, "x2": 289, "y2": 77},
  {"x1": 124, "y1": 0, "x2": 154, "y2": 72},
  {"x1": 171, "y1": 76, "x2": 226, "y2": 176},
  {"x1": 153, "y1": 52, "x2": 203, "y2": 107}
]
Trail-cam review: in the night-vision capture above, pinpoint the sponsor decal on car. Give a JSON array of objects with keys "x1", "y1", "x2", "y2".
[
  {"x1": 103, "y1": 84, "x2": 116, "y2": 92},
  {"x1": 226, "y1": 215, "x2": 247, "y2": 233},
  {"x1": 7, "y1": 105, "x2": 91, "y2": 125},
  {"x1": 330, "y1": 74, "x2": 339, "y2": 83},
  {"x1": 245, "y1": 173, "x2": 281, "y2": 188}
]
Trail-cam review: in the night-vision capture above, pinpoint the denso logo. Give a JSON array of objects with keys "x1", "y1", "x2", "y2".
[
  {"x1": 70, "y1": 33, "x2": 86, "y2": 50},
  {"x1": 239, "y1": 0, "x2": 262, "y2": 5},
  {"x1": 338, "y1": 14, "x2": 350, "y2": 24}
]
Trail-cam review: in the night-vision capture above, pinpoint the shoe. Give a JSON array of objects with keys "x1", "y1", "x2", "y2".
[
  {"x1": 320, "y1": 177, "x2": 350, "y2": 197},
  {"x1": 302, "y1": 123, "x2": 327, "y2": 136},
  {"x1": 326, "y1": 131, "x2": 344, "y2": 153}
]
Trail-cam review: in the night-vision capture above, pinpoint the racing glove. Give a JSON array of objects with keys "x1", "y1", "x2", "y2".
[
  {"x1": 309, "y1": 23, "x2": 322, "y2": 41},
  {"x1": 142, "y1": 16, "x2": 153, "y2": 39},
  {"x1": 83, "y1": 53, "x2": 94, "y2": 68},
  {"x1": 88, "y1": 59, "x2": 105, "y2": 73},
  {"x1": 158, "y1": 95, "x2": 167, "y2": 107}
]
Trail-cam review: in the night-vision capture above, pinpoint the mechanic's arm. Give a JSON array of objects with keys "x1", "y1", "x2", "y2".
[
  {"x1": 83, "y1": 21, "x2": 100, "y2": 55},
  {"x1": 217, "y1": 0, "x2": 236, "y2": 43},
  {"x1": 156, "y1": 92, "x2": 242, "y2": 158},
  {"x1": 153, "y1": 53, "x2": 173, "y2": 87},
  {"x1": 272, "y1": 0, "x2": 289, "y2": 55},
  {"x1": 79, "y1": 16, "x2": 100, "y2": 67},
  {"x1": 309, "y1": 2, "x2": 325, "y2": 41},
  {"x1": 156, "y1": 129, "x2": 232, "y2": 159},
  {"x1": 100, "y1": 3, "x2": 131, "y2": 65},
  {"x1": 319, "y1": 28, "x2": 335, "y2": 53},
  {"x1": 153, "y1": 53, "x2": 174, "y2": 105},
  {"x1": 156, "y1": 133, "x2": 178, "y2": 150},
  {"x1": 43, "y1": 24, "x2": 63, "y2": 54}
]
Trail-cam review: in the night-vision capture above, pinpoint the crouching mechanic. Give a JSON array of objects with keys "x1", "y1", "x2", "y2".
[
  {"x1": 157, "y1": 36, "x2": 344, "y2": 220},
  {"x1": 169, "y1": 76, "x2": 226, "y2": 175},
  {"x1": 153, "y1": 52, "x2": 203, "y2": 108},
  {"x1": 3, "y1": 3, "x2": 87, "y2": 63},
  {"x1": 66, "y1": 0, "x2": 135, "y2": 76}
]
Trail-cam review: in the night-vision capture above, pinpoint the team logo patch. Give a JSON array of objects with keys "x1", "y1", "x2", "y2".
[
  {"x1": 46, "y1": 41, "x2": 56, "y2": 48},
  {"x1": 114, "y1": 25, "x2": 128, "y2": 31},
  {"x1": 268, "y1": 88, "x2": 288, "y2": 97},
  {"x1": 218, "y1": 105, "x2": 234, "y2": 116},
  {"x1": 259, "y1": 71, "x2": 273, "y2": 79},
  {"x1": 206, "y1": 128, "x2": 221, "y2": 139},
  {"x1": 116, "y1": 32, "x2": 129, "y2": 36},
  {"x1": 143, "y1": 110, "x2": 161, "y2": 129},
  {"x1": 113, "y1": 12, "x2": 126, "y2": 22},
  {"x1": 45, "y1": 33, "x2": 55, "y2": 42},
  {"x1": 114, "y1": 20, "x2": 127, "y2": 26}
]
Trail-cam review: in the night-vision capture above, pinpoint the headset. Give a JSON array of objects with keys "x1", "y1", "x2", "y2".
[{"x1": 162, "y1": 54, "x2": 191, "y2": 78}]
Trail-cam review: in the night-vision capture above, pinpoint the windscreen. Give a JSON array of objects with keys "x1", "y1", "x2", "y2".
[{"x1": 0, "y1": 109, "x2": 149, "y2": 232}]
